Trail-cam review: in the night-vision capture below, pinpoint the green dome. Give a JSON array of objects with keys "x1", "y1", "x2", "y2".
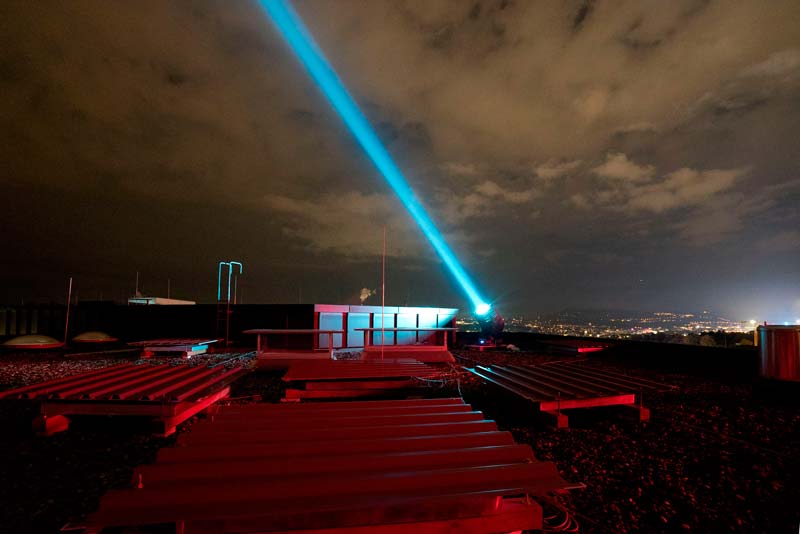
[
  {"x1": 3, "y1": 335, "x2": 64, "y2": 349},
  {"x1": 72, "y1": 331, "x2": 118, "y2": 343}
]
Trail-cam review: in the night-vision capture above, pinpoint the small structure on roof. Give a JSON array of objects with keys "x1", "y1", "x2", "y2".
[
  {"x1": 281, "y1": 358, "x2": 441, "y2": 401},
  {"x1": 757, "y1": 324, "x2": 800, "y2": 382},
  {"x1": 245, "y1": 329, "x2": 345, "y2": 369},
  {"x1": 72, "y1": 331, "x2": 118, "y2": 344},
  {"x1": 357, "y1": 327, "x2": 457, "y2": 362},
  {"x1": 127, "y1": 296, "x2": 196, "y2": 305},
  {"x1": 128, "y1": 338, "x2": 217, "y2": 358},
  {"x1": 2, "y1": 334, "x2": 64, "y2": 350}
]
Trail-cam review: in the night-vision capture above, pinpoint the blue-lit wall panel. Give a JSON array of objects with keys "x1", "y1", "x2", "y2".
[{"x1": 318, "y1": 312, "x2": 343, "y2": 348}]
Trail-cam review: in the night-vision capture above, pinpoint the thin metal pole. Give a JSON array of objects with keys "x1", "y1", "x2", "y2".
[
  {"x1": 135, "y1": 271, "x2": 139, "y2": 296},
  {"x1": 226, "y1": 272, "x2": 231, "y2": 347},
  {"x1": 217, "y1": 262, "x2": 227, "y2": 302},
  {"x1": 64, "y1": 277, "x2": 73, "y2": 344},
  {"x1": 167, "y1": 278, "x2": 171, "y2": 299},
  {"x1": 381, "y1": 225, "x2": 386, "y2": 361},
  {"x1": 223, "y1": 262, "x2": 243, "y2": 347}
]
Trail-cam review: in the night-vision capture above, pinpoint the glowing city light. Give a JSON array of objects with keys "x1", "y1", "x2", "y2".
[{"x1": 258, "y1": 0, "x2": 490, "y2": 315}]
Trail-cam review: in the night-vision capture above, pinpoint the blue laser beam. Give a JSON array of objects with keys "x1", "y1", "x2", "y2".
[{"x1": 258, "y1": 0, "x2": 491, "y2": 314}]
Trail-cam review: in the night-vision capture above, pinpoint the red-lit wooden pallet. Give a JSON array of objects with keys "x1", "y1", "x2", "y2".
[
  {"x1": 0, "y1": 363, "x2": 245, "y2": 436},
  {"x1": 540, "y1": 338, "x2": 614, "y2": 354},
  {"x1": 468, "y1": 362, "x2": 672, "y2": 427},
  {"x1": 282, "y1": 358, "x2": 442, "y2": 401},
  {"x1": 76, "y1": 398, "x2": 570, "y2": 534}
]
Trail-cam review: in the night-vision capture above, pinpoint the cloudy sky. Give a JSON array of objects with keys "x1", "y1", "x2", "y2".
[{"x1": 1, "y1": 0, "x2": 799, "y2": 320}]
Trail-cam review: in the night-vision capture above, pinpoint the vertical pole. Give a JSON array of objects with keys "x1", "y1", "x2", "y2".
[
  {"x1": 381, "y1": 225, "x2": 386, "y2": 361},
  {"x1": 217, "y1": 262, "x2": 227, "y2": 302},
  {"x1": 233, "y1": 275, "x2": 238, "y2": 305},
  {"x1": 226, "y1": 269, "x2": 232, "y2": 347},
  {"x1": 63, "y1": 277, "x2": 73, "y2": 345},
  {"x1": 167, "y1": 278, "x2": 171, "y2": 299},
  {"x1": 135, "y1": 271, "x2": 139, "y2": 296}
]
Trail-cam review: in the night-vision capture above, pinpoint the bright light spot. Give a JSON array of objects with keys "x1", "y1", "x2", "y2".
[
  {"x1": 259, "y1": 0, "x2": 489, "y2": 311},
  {"x1": 475, "y1": 303, "x2": 491, "y2": 316},
  {"x1": 749, "y1": 319, "x2": 756, "y2": 325}
]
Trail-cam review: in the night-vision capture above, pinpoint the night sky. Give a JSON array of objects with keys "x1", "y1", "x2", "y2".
[{"x1": 1, "y1": 1, "x2": 799, "y2": 320}]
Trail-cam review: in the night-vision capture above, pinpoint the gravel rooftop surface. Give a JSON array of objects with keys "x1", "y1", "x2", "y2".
[
  {"x1": 0, "y1": 349, "x2": 797, "y2": 533},
  {"x1": 454, "y1": 350, "x2": 800, "y2": 534}
]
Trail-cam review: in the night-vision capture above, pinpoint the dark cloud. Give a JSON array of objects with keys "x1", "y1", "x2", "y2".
[{"x1": 1, "y1": 0, "x2": 799, "y2": 319}]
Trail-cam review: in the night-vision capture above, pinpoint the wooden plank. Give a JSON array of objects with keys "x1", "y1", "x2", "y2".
[
  {"x1": 171, "y1": 367, "x2": 244, "y2": 401},
  {"x1": 113, "y1": 365, "x2": 201, "y2": 400},
  {"x1": 512, "y1": 365, "x2": 624, "y2": 395},
  {"x1": 159, "y1": 387, "x2": 232, "y2": 437},
  {"x1": 81, "y1": 365, "x2": 180, "y2": 399},
  {"x1": 0, "y1": 364, "x2": 134, "y2": 399},
  {"x1": 136, "y1": 445, "x2": 535, "y2": 486},
  {"x1": 189, "y1": 411, "x2": 486, "y2": 434},
  {"x1": 214, "y1": 398, "x2": 465, "y2": 411},
  {"x1": 302, "y1": 380, "x2": 415, "y2": 390},
  {"x1": 539, "y1": 393, "x2": 635, "y2": 411},
  {"x1": 498, "y1": 365, "x2": 610, "y2": 396},
  {"x1": 157, "y1": 432, "x2": 516, "y2": 463},
  {"x1": 89, "y1": 463, "x2": 565, "y2": 527},
  {"x1": 284, "y1": 388, "x2": 398, "y2": 400},
  {"x1": 538, "y1": 364, "x2": 670, "y2": 391},
  {"x1": 182, "y1": 497, "x2": 541, "y2": 534},
  {"x1": 209, "y1": 403, "x2": 473, "y2": 420},
  {"x1": 180, "y1": 420, "x2": 499, "y2": 445}
]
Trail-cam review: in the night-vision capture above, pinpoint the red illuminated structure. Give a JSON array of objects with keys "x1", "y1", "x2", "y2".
[
  {"x1": 541, "y1": 338, "x2": 613, "y2": 355},
  {"x1": 469, "y1": 362, "x2": 671, "y2": 428},
  {"x1": 357, "y1": 326, "x2": 457, "y2": 362},
  {"x1": 0, "y1": 363, "x2": 245, "y2": 435},
  {"x1": 79, "y1": 398, "x2": 571, "y2": 533},
  {"x1": 281, "y1": 358, "x2": 441, "y2": 400},
  {"x1": 757, "y1": 325, "x2": 800, "y2": 382}
]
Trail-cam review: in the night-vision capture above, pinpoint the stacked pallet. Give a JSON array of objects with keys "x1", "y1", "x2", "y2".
[
  {"x1": 81, "y1": 398, "x2": 569, "y2": 533},
  {"x1": 0, "y1": 363, "x2": 245, "y2": 435},
  {"x1": 469, "y1": 362, "x2": 671, "y2": 427}
]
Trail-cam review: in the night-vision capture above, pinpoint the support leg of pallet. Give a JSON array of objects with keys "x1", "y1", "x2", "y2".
[
  {"x1": 543, "y1": 410, "x2": 569, "y2": 429},
  {"x1": 32, "y1": 414, "x2": 70, "y2": 436},
  {"x1": 623, "y1": 403, "x2": 650, "y2": 422}
]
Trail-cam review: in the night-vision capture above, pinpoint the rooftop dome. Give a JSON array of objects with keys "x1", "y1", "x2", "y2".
[
  {"x1": 2, "y1": 335, "x2": 64, "y2": 350},
  {"x1": 72, "y1": 331, "x2": 118, "y2": 343}
]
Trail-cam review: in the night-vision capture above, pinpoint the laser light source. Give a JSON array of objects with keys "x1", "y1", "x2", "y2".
[
  {"x1": 475, "y1": 303, "x2": 492, "y2": 316},
  {"x1": 258, "y1": 0, "x2": 490, "y2": 313}
]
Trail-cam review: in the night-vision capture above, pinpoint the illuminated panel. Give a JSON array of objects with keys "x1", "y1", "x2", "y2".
[
  {"x1": 318, "y1": 312, "x2": 344, "y2": 349},
  {"x1": 258, "y1": 0, "x2": 491, "y2": 315}
]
